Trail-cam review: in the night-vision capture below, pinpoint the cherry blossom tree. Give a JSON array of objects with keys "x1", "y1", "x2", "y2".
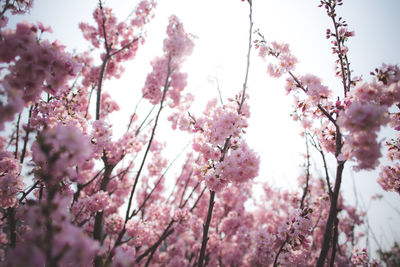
[{"x1": 0, "y1": 0, "x2": 399, "y2": 266}]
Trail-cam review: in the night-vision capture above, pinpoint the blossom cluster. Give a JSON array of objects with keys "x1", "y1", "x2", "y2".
[
  {"x1": 142, "y1": 15, "x2": 194, "y2": 105},
  {"x1": 319, "y1": 0, "x2": 355, "y2": 81},
  {"x1": 32, "y1": 125, "x2": 93, "y2": 184},
  {"x1": 7, "y1": 191, "x2": 100, "y2": 266},
  {"x1": 79, "y1": 0, "x2": 156, "y2": 59},
  {"x1": 0, "y1": 21, "x2": 78, "y2": 130},
  {"x1": 351, "y1": 248, "x2": 382, "y2": 267},
  {"x1": 339, "y1": 65, "x2": 400, "y2": 170},
  {"x1": 253, "y1": 205, "x2": 313, "y2": 266},
  {"x1": 0, "y1": 137, "x2": 24, "y2": 208},
  {"x1": 378, "y1": 110, "x2": 400, "y2": 193},
  {"x1": 256, "y1": 40, "x2": 297, "y2": 78},
  {"x1": 189, "y1": 97, "x2": 259, "y2": 192}
]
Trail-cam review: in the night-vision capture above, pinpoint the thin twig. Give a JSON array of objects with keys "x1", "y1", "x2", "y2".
[
  {"x1": 190, "y1": 186, "x2": 207, "y2": 213},
  {"x1": 214, "y1": 77, "x2": 224, "y2": 106},
  {"x1": 238, "y1": 0, "x2": 253, "y2": 115},
  {"x1": 136, "y1": 186, "x2": 207, "y2": 264},
  {"x1": 125, "y1": 55, "x2": 172, "y2": 224},
  {"x1": 329, "y1": 6, "x2": 349, "y2": 97},
  {"x1": 178, "y1": 169, "x2": 194, "y2": 207},
  {"x1": 72, "y1": 168, "x2": 104, "y2": 205},
  {"x1": 166, "y1": 159, "x2": 191, "y2": 203},
  {"x1": 300, "y1": 135, "x2": 311, "y2": 209},
  {"x1": 20, "y1": 105, "x2": 33, "y2": 164},
  {"x1": 273, "y1": 236, "x2": 288, "y2": 267},
  {"x1": 14, "y1": 113, "x2": 21, "y2": 159},
  {"x1": 132, "y1": 142, "x2": 190, "y2": 217},
  {"x1": 109, "y1": 38, "x2": 139, "y2": 57},
  {"x1": 85, "y1": 85, "x2": 95, "y2": 119},
  {"x1": 135, "y1": 105, "x2": 155, "y2": 137},
  {"x1": 144, "y1": 222, "x2": 175, "y2": 266},
  {"x1": 127, "y1": 96, "x2": 143, "y2": 132},
  {"x1": 307, "y1": 132, "x2": 332, "y2": 196},
  {"x1": 288, "y1": 71, "x2": 337, "y2": 127},
  {"x1": 19, "y1": 181, "x2": 40, "y2": 204},
  {"x1": 180, "y1": 181, "x2": 199, "y2": 209}
]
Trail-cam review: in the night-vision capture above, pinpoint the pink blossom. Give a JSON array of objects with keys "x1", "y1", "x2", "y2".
[
  {"x1": 351, "y1": 248, "x2": 369, "y2": 266},
  {"x1": 142, "y1": 57, "x2": 168, "y2": 104},
  {"x1": 258, "y1": 41, "x2": 297, "y2": 78},
  {"x1": 0, "y1": 21, "x2": 77, "y2": 129},
  {"x1": 126, "y1": 220, "x2": 150, "y2": 247},
  {"x1": 217, "y1": 141, "x2": 260, "y2": 184},
  {"x1": 111, "y1": 245, "x2": 136, "y2": 267},
  {"x1": 0, "y1": 173, "x2": 25, "y2": 208},
  {"x1": 142, "y1": 15, "x2": 193, "y2": 106},
  {"x1": 163, "y1": 15, "x2": 195, "y2": 59},
  {"x1": 91, "y1": 119, "x2": 112, "y2": 155},
  {"x1": 301, "y1": 74, "x2": 331, "y2": 104},
  {"x1": 341, "y1": 131, "x2": 382, "y2": 170},
  {"x1": 338, "y1": 101, "x2": 389, "y2": 170},
  {"x1": 100, "y1": 92, "x2": 120, "y2": 119},
  {"x1": 54, "y1": 223, "x2": 100, "y2": 267},
  {"x1": 339, "y1": 101, "x2": 388, "y2": 132},
  {"x1": 86, "y1": 190, "x2": 111, "y2": 213},
  {"x1": 32, "y1": 125, "x2": 93, "y2": 183},
  {"x1": 378, "y1": 164, "x2": 400, "y2": 193}
]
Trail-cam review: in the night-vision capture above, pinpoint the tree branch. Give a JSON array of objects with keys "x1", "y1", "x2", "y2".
[
  {"x1": 300, "y1": 135, "x2": 311, "y2": 209},
  {"x1": 197, "y1": 190, "x2": 215, "y2": 267},
  {"x1": 14, "y1": 113, "x2": 21, "y2": 159},
  {"x1": 273, "y1": 236, "x2": 288, "y2": 267},
  {"x1": 125, "y1": 55, "x2": 172, "y2": 223},
  {"x1": 20, "y1": 105, "x2": 33, "y2": 164}
]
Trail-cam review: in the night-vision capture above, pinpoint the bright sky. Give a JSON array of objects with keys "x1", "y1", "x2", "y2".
[{"x1": 8, "y1": 0, "x2": 400, "y2": 256}]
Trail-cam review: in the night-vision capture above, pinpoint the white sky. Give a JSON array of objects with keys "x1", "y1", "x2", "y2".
[{"x1": 8, "y1": 0, "x2": 400, "y2": 257}]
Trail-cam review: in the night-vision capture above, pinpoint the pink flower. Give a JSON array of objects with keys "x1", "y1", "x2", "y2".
[
  {"x1": 341, "y1": 131, "x2": 382, "y2": 170},
  {"x1": 339, "y1": 101, "x2": 388, "y2": 133},
  {"x1": 301, "y1": 74, "x2": 331, "y2": 104},
  {"x1": 86, "y1": 190, "x2": 111, "y2": 213},
  {"x1": 378, "y1": 164, "x2": 400, "y2": 192},
  {"x1": 111, "y1": 245, "x2": 136, "y2": 267},
  {"x1": 54, "y1": 223, "x2": 100, "y2": 267},
  {"x1": 0, "y1": 173, "x2": 25, "y2": 208},
  {"x1": 32, "y1": 125, "x2": 93, "y2": 183},
  {"x1": 217, "y1": 141, "x2": 260, "y2": 184}
]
